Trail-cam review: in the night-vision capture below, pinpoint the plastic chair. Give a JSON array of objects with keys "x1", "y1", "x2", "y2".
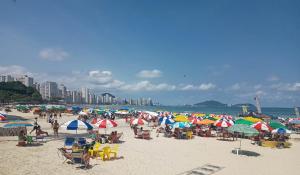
[
  {"x1": 26, "y1": 136, "x2": 33, "y2": 144},
  {"x1": 88, "y1": 142, "x2": 101, "y2": 157},
  {"x1": 99, "y1": 146, "x2": 111, "y2": 160},
  {"x1": 187, "y1": 131, "x2": 193, "y2": 139},
  {"x1": 110, "y1": 144, "x2": 119, "y2": 159}
]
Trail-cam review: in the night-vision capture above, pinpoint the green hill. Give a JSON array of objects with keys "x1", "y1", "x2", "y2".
[
  {"x1": 194, "y1": 100, "x2": 227, "y2": 107},
  {"x1": 0, "y1": 81, "x2": 42, "y2": 104}
]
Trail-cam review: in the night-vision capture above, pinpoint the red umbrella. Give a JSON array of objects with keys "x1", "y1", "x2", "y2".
[
  {"x1": 252, "y1": 122, "x2": 272, "y2": 132},
  {"x1": 130, "y1": 118, "x2": 147, "y2": 125},
  {"x1": 90, "y1": 118, "x2": 101, "y2": 124},
  {"x1": 0, "y1": 114, "x2": 6, "y2": 121},
  {"x1": 189, "y1": 117, "x2": 202, "y2": 124},
  {"x1": 214, "y1": 119, "x2": 233, "y2": 128},
  {"x1": 95, "y1": 119, "x2": 118, "y2": 128}
]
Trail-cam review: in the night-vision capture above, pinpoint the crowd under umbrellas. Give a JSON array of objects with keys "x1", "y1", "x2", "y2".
[{"x1": 5, "y1": 105, "x2": 300, "y2": 170}]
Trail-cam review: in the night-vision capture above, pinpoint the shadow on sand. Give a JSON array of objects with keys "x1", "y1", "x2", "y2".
[{"x1": 231, "y1": 149, "x2": 261, "y2": 157}]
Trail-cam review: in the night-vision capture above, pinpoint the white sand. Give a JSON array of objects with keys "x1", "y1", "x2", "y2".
[{"x1": 0, "y1": 109, "x2": 300, "y2": 175}]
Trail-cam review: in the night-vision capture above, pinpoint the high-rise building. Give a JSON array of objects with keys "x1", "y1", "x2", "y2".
[
  {"x1": 81, "y1": 87, "x2": 90, "y2": 104},
  {"x1": 101, "y1": 93, "x2": 115, "y2": 104},
  {"x1": 59, "y1": 84, "x2": 67, "y2": 98},
  {"x1": 39, "y1": 81, "x2": 59, "y2": 100},
  {"x1": 0, "y1": 75, "x2": 15, "y2": 82},
  {"x1": 16, "y1": 75, "x2": 34, "y2": 87}
]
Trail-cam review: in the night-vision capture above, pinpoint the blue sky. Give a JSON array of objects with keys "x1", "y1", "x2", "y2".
[{"x1": 0, "y1": 0, "x2": 299, "y2": 107}]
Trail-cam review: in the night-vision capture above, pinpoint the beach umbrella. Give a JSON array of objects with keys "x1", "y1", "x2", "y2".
[
  {"x1": 228, "y1": 124, "x2": 259, "y2": 154},
  {"x1": 202, "y1": 116, "x2": 217, "y2": 121},
  {"x1": 0, "y1": 114, "x2": 6, "y2": 121},
  {"x1": 252, "y1": 122, "x2": 272, "y2": 132},
  {"x1": 189, "y1": 117, "x2": 202, "y2": 124},
  {"x1": 172, "y1": 122, "x2": 191, "y2": 129},
  {"x1": 289, "y1": 119, "x2": 300, "y2": 124},
  {"x1": 174, "y1": 115, "x2": 189, "y2": 122},
  {"x1": 3, "y1": 121, "x2": 33, "y2": 128},
  {"x1": 159, "y1": 117, "x2": 175, "y2": 125},
  {"x1": 144, "y1": 111, "x2": 159, "y2": 116},
  {"x1": 271, "y1": 128, "x2": 292, "y2": 135},
  {"x1": 235, "y1": 119, "x2": 254, "y2": 126},
  {"x1": 0, "y1": 111, "x2": 8, "y2": 115},
  {"x1": 130, "y1": 118, "x2": 147, "y2": 125},
  {"x1": 95, "y1": 119, "x2": 118, "y2": 129},
  {"x1": 78, "y1": 111, "x2": 88, "y2": 116},
  {"x1": 197, "y1": 119, "x2": 215, "y2": 125},
  {"x1": 61, "y1": 119, "x2": 93, "y2": 131},
  {"x1": 228, "y1": 124, "x2": 259, "y2": 137},
  {"x1": 90, "y1": 117, "x2": 102, "y2": 124},
  {"x1": 269, "y1": 121, "x2": 287, "y2": 129},
  {"x1": 244, "y1": 116, "x2": 262, "y2": 123},
  {"x1": 214, "y1": 119, "x2": 233, "y2": 128}
]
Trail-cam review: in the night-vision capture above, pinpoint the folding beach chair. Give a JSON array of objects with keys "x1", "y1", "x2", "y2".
[{"x1": 64, "y1": 137, "x2": 75, "y2": 147}]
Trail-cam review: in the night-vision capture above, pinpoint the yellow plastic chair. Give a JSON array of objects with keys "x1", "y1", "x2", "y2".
[
  {"x1": 89, "y1": 142, "x2": 101, "y2": 157},
  {"x1": 99, "y1": 146, "x2": 111, "y2": 160},
  {"x1": 110, "y1": 144, "x2": 119, "y2": 159},
  {"x1": 187, "y1": 131, "x2": 193, "y2": 139}
]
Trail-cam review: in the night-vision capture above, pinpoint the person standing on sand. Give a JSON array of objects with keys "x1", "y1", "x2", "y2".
[{"x1": 53, "y1": 120, "x2": 59, "y2": 137}]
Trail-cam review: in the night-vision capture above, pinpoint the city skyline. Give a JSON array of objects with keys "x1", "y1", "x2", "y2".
[
  {"x1": 0, "y1": 73, "x2": 154, "y2": 106},
  {"x1": 0, "y1": 0, "x2": 299, "y2": 107}
]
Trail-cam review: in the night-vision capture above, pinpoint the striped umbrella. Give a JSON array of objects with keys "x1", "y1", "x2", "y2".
[
  {"x1": 90, "y1": 117, "x2": 102, "y2": 124},
  {"x1": 95, "y1": 119, "x2": 118, "y2": 129},
  {"x1": 0, "y1": 114, "x2": 6, "y2": 121},
  {"x1": 214, "y1": 119, "x2": 233, "y2": 128},
  {"x1": 252, "y1": 122, "x2": 272, "y2": 132},
  {"x1": 3, "y1": 121, "x2": 33, "y2": 128},
  {"x1": 61, "y1": 119, "x2": 93, "y2": 131},
  {"x1": 271, "y1": 128, "x2": 292, "y2": 135},
  {"x1": 130, "y1": 118, "x2": 147, "y2": 125},
  {"x1": 159, "y1": 117, "x2": 175, "y2": 125}
]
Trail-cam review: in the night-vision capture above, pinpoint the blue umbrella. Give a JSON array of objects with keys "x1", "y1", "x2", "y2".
[
  {"x1": 272, "y1": 128, "x2": 292, "y2": 135},
  {"x1": 61, "y1": 120, "x2": 93, "y2": 131},
  {"x1": 159, "y1": 117, "x2": 175, "y2": 125},
  {"x1": 172, "y1": 122, "x2": 191, "y2": 129}
]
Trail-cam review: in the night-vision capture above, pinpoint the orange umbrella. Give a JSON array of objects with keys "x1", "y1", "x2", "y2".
[{"x1": 197, "y1": 119, "x2": 215, "y2": 125}]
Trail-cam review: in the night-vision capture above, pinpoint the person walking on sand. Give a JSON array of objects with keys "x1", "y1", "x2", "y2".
[{"x1": 53, "y1": 120, "x2": 59, "y2": 137}]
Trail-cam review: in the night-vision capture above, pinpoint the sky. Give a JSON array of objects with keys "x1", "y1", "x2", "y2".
[{"x1": 0, "y1": 0, "x2": 299, "y2": 107}]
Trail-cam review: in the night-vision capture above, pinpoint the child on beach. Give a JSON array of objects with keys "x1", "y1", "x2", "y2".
[
  {"x1": 17, "y1": 130, "x2": 27, "y2": 146},
  {"x1": 53, "y1": 120, "x2": 59, "y2": 137}
]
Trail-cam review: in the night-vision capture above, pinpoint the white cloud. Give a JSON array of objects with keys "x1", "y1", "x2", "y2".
[
  {"x1": 39, "y1": 48, "x2": 69, "y2": 61},
  {"x1": 88, "y1": 70, "x2": 113, "y2": 85},
  {"x1": 231, "y1": 83, "x2": 241, "y2": 91},
  {"x1": 0, "y1": 65, "x2": 32, "y2": 76},
  {"x1": 272, "y1": 82, "x2": 300, "y2": 92},
  {"x1": 254, "y1": 84, "x2": 262, "y2": 90},
  {"x1": 267, "y1": 75, "x2": 280, "y2": 82},
  {"x1": 137, "y1": 69, "x2": 162, "y2": 78},
  {"x1": 199, "y1": 83, "x2": 216, "y2": 90},
  {"x1": 120, "y1": 81, "x2": 176, "y2": 91},
  {"x1": 180, "y1": 83, "x2": 216, "y2": 91}
]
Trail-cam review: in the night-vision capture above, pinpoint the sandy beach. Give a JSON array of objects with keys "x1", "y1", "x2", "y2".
[{"x1": 0, "y1": 109, "x2": 300, "y2": 175}]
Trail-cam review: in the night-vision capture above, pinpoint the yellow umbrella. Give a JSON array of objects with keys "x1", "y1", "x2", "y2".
[
  {"x1": 244, "y1": 116, "x2": 262, "y2": 123},
  {"x1": 174, "y1": 115, "x2": 189, "y2": 122},
  {"x1": 197, "y1": 119, "x2": 215, "y2": 125}
]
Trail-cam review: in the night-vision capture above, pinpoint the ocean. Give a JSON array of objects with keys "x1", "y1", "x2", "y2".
[{"x1": 99, "y1": 105, "x2": 297, "y2": 118}]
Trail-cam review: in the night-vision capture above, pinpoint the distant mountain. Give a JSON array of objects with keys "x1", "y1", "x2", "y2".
[
  {"x1": 194, "y1": 100, "x2": 227, "y2": 107},
  {"x1": 231, "y1": 103, "x2": 256, "y2": 109}
]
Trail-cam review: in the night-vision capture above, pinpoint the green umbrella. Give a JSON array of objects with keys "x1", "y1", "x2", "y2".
[
  {"x1": 235, "y1": 119, "x2": 254, "y2": 126},
  {"x1": 228, "y1": 124, "x2": 259, "y2": 155},
  {"x1": 269, "y1": 120, "x2": 287, "y2": 129},
  {"x1": 203, "y1": 116, "x2": 217, "y2": 121},
  {"x1": 228, "y1": 124, "x2": 259, "y2": 137}
]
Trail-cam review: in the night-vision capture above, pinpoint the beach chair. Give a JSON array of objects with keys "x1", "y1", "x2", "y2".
[
  {"x1": 99, "y1": 146, "x2": 111, "y2": 160},
  {"x1": 71, "y1": 152, "x2": 83, "y2": 164},
  {"x1": 187, "y1": 131, "x2": 193, "y2": 139},
  {"x1": 78, "y1": 137, "x2": 87, "y2": 146},
  {"x1": 109, "y1": 144, "x2": 119, "y2": 159},
  {"x1": 26, "y1": 135, "x2": 34, "y2": 144},
  {"x1": 88, "y1": 142, "x2": 101, "y2": 157},
  {"x1": 64, "y1": 137, "x2": 75, "y2": 147}
]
